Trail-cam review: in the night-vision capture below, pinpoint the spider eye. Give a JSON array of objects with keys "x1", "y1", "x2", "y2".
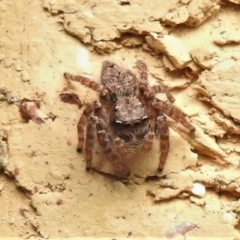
[{"x1": 142, "y1": 116, "x2": 149, "y2": 121}]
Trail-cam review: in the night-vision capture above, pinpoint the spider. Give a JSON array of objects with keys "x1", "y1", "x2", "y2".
[{"x1": 64, "y1": 61, "x2": 195, "y2": 178}]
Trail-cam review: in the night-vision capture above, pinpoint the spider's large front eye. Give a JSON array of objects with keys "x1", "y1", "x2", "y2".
[
  {"x1": 142, "y1": 116, "x2": 149, "y2": 121},
  {"x1": 116, "y1": 120, "x2": 122, "y2": 124},
  {"x1": 113, "y1": 120, "x2": 122, "y2": 127}
]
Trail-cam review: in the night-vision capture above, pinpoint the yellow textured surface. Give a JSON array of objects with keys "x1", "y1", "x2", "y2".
[{"x1": 1, "y1": 0, "x2": 240, "y2": 239}]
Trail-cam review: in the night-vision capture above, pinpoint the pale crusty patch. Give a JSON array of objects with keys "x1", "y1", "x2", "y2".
[
  {"x1": 43, "y1": 0, "x2": 222, "y2": 53},
  {"x1": 147, "y1": 173, "x2": 192, "y2": 201},
  {"x1": 151, "y1": 71, "x2": 192, "y2": 89},
  {"x1": 161, "y1": 6, "x2": 190, "y2": 26},
  {"x1": 226, "y1": 0, "x2": 240, "y2": 4},
  {"x1": 189, "y1": 166, "x2": 240, "y2": 197},
  {"x1": 185, "y1": 0, "x2": 220, "y2": 27},
  {"x1": 147, "y1": 187, "x2": 182, "y2": 201},
  {"x1": 214, "y1": 29, "x2": 240, "y2": 45},
  {"x1": 190, "y1": 48, "x2": 220, "y2": 70},
  {"x1": 185, "y1": 60, "x2": 203, "y2": 76},
  {"x1": 211, "y1": 110, "x2": 240, "y2": 134},
  {"x1": 149, "y1": 165, "x2": 240, "y2": 203},
  {"x1": 195, "y1": 61, "x2": 240, "y2": 123},
  {"x1": 161, "y1": 0, "x2": 221, "y2": 27},
  {"x1": 43, "y1": 0, "x2": 80, "y2": 14},
  {"x1": 217, "y1": 136, "x2": 240, "y2": 154},
  {"x1": 0, "y1": 175, "x2": 36, "y2": 238},
  {"x1": 147, "y1": 163, "x2": 240, "y2": 231},
  {"x1": 146, "y1": 33, "x2": 192, "y2": 69},
  {"x1": 170, "y1": 123, "x2": 227, "y2": 161},
  {"x1": 120, "y1": 35, "x2": 144, "y2": 47},
  {"x1": 94, "y1": 41, "x2": 122, "y2": 54},
  {"x1": 191, "y1": 113, "x2": 226, "y2": 137},
  {"x1": 61, "y1": 0, "x2": 167, "y2": 53},
  {"x1": 5, "y1": 121, "x2": 74, "y2": 193},
  {"x1": 162, "y1": 55, "x2": 178, "y2": 71},
  {"x1": 162, "y1": 54, "x2": 202, "y2": 77}
]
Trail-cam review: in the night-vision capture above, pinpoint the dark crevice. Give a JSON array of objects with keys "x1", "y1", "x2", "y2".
[
  {"x1": 144, "y1": 175, "x2": 161, "y2": 182},
  {"x1": 120, "y1": 1, "x2": 130, "y2": 6}
]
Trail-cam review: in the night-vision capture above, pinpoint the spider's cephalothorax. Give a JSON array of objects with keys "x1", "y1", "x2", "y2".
[
  {"x1": 64, "y1": 61, "x2": 195, "y2": 178},
  {"x1": 110, "y1": 97, "x2": 150, "y2": 142}
]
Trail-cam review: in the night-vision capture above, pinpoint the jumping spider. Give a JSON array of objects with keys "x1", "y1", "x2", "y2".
[{"x1": 64, "y1": 61, "x2": 195, "y2": 178}]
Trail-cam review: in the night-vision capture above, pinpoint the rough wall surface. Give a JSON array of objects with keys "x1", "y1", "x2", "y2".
[{"x1": 1, "y1": 0, "x2": 240, "y2": 239}]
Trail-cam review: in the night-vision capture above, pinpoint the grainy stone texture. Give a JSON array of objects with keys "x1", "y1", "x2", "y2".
[
  {"x1": 196, "y1": 61, "x2": 240, "y2": 124},
  {"x1": 1, "y1": 0, "x2": 240, "y2": 239}
]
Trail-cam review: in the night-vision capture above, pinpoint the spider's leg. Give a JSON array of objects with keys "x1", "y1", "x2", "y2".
[
  {"x1": 85, "y1": 116, "x2": 99, "y2": 170},
  {"x1": 146, "y1": 84, "x2": 175, "y2": 102},
  {"x1": 156, "y1": 115, "x2": 169, "y2": 171},
  {"x1": 136, "y1": 61, "x2": 174, "y2": 102},
  {"x1": 64, "y1": 73, "x2": 108, "y2": 97},
  {"x1": 97, "y1": 130, "x2": 130, "y2": 178},
  {"x1": 136, "y1": 60, "x2": 148, "y2": 85},
  {"x1": 141, "y1": 131, "x2": 154, "y2": 152},
  {"x1": 77, "y1": 101, "x2": 101, "y2": 152},
  {"x1": 153, "y1": 99, "x2": 195, "y2": 132}
]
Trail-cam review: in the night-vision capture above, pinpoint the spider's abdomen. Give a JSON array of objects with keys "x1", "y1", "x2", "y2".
[{"x1": 101, "y1": 61, "x2": 137, "y2": 100}]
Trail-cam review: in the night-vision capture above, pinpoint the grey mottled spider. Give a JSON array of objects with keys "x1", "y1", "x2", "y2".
[{"x1": 64, "y1": 61, "x2": 195, "y2": 178}]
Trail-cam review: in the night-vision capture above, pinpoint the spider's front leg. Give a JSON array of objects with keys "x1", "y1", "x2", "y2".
[
  {"x1": 64, "y1": 72, "x2": 108, "y2": 97},
  {"x1": 155, "y1": 115, "x2": 169, "y2": 171},
  {"x1": 136, "y1": 60, "x2": 175, "y2": 102},
  {"x1": 84, "y1": 116, "x2": 99, "y2": 170},
  {"x1": 153, "y1": 99, "x2": 195, "y2": 132},
  {"x1": 77, "y1": 101, "x2": 101, "y2": 152},
  {"x1": 97, "y1": 131, "x2": 130, "y2": 178}
]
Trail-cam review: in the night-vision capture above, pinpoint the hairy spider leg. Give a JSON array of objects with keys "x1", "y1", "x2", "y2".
[
  {"x1": 156, "y1": 115, "x2": 169, "y2": 171},
  {"x1": 136, "y1": 60, "x2": 175, "y2": 102},
  {"x1": 77, "y1": 101, "x2": 101, "y2": 152},
  {"x1": 97, "y1": 130, "x2": 130, "y2": 178},
  {"x1": 153, "y1": 99, "x2": 195, "y2": 132},
  {"x1": 85, "y1": 116, "x2": 99, "y2": 170},
  {"x1": 64, "y1": 72, "x2": 108, "y2": 97}
]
